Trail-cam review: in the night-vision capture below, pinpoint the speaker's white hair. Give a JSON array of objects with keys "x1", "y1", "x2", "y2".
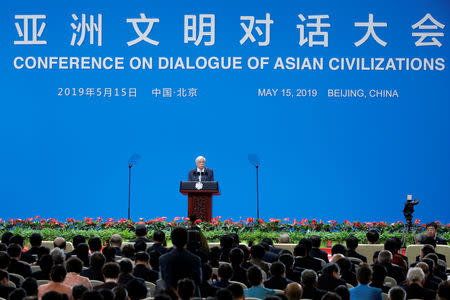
[{"x1": 195, "y1": 156, "x2": 206, "y2": 162}]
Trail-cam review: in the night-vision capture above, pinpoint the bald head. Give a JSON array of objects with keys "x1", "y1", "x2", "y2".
[
  {"x1": 285, "y1": 283, "x2": 302, "y2": 300},
  {"x1": 279, "y1": 234, "x2": 291, "y2": 243},
  {"x1": 53, "y1": 237, "x2": 66, "y2": 250}
]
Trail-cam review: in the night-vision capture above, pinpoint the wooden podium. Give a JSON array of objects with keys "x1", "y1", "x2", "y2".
[{"x1": 180, "y1": 181, "x2": 219, "y2": 222}]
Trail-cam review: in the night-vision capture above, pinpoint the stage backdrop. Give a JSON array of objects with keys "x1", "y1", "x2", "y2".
[{"x1": 0, "y1": 0, "x2": 449, "y2": 223}]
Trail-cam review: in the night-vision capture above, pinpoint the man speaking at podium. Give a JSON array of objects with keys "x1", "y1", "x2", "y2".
[{"x1": 188, "y1": 156, "x2": 214, "y2": 181}]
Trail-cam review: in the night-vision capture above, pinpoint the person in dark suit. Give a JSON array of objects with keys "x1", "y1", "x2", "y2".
[
  {"x1": 93, "y1": 262, "x2": 120, "y2": 291},
  {"x1": 159, "y1": 227, "x2": 202, "y2": 290},
  {"x1": 416, "y1": 262, "x2": 439, "y2": 292},
  {"x1": 0, "y1": 252, "x2": 22, "y2": 287},
  {"x1": 301, "y1": 269, "x2": 327, "y2": 300},
  {"x1": 65, "y1": 235, "x2": 86, "y2": 260},
  {"x1": 345, "y1": 236, "x2": 367, "y2": 263},
  {"x1": 0, "y1": 270, "x2": 16, "y2": 299},
  {"x1": 24, "y1": 233, "x2": 43, "y2": 260},
  {"x1": 310, "y1": 235, "x2": 329, "y2": 263},
  {"x1": 131, "y1": 224, "x2": 152, "y2": 243},
  {"x1": 199, "y1": 263, "x2": 217, "y2": 298},
  {"x1": 133, "y1": 252, "x2": 158, "y2": 283},
  {"x1": 279, "y1": 253, "x2": 301, "y2": 283},
  {"x1": 109, "y1": 234, "x2": 122, "y2": 256},
  {"x1": 317, "y1": 263, "x2": 346, "y2": 292},
  {"x1": 188, "y1": 156, "x2": 214, "y2": 181},
  {"x1": 261, "y1": 238, "x2": 284, "y2": 255},
  {"x1": 32, "y1": 254, "x2": 54, "y2": 280},
  {"x1": 80, "y1": 252, "x2": 105, "y2": 282},
  {"x1": 118, "y1": 259, "x2": 144, "y2": 286},
  {"x1": 369, "y1": 264, "x2": 390, "y2": 293},
  {"x1": 376, "y1": 250, "x2": 405, "y2": 285},
  {"x1": 293, "y1": 244, "x2": 322, "y2": 272},
  {"x1": 335, "y1": 257, "x2": 357, "y2": 287},
  {"x1": 7, "y1": 243, "x2": 32, "y2": 278},
  {"x1": 263, "y1": 262, "x2": 293, "y2": 290},
  {"x1": 10, "y1": 235, "x2": 35, "y2": 264},
  {"x1": 147, "y1": 230, "x2": 168, "y2": 256},
  {"x1": 230, "y1": 248, "x2": 249, "y2": 286},
  {"x1": 403, "y1": 267, "x2": 435, "y2": 300},
  {"x1": 425, "y1": 222, "x2": 447, "y2": 245},
  {"x1": 212, "y1": 264, "x2": 233, "y2": 289}
]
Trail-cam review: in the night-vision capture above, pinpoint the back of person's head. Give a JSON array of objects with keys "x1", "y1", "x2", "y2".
[
  {"x1": 336, "y1": 257, "x2": 352, "y2": 272},
  {"x1": 10, "y1": 235, "x2": 25, "y2": 247},
  {"x1": 285, "y1": 282, "x2": 303, "y2": 300},
  {"x1": 88, "y1": 237, "x2": 102, "y2": 252},
  {"x1": 50, "y1": 247, "x2": 65, "y2": 265},
  {"x1": 301, "y1": 269, "x2": 318, "y2": 287},
  {"x1": 229, "y1": 233, "x2": 240, "y2": 246},
  {"x1": 321, "y1": 292, "x2": 342, "y2": 300},
  {"x1": 279, "y1": 253, "x2": 294, "y2": 269},
  {"x1": 371, "y1": 264, "x2": 387, "y2": 284},
  {"x1": 112, "y1": 286, "x2": 128, "y2": 300},
  {"x1": 98, "y1": 288, "x2": 116, "y2": 300},
  {"x1": 345, "y1": 236, "x2": 359, "y2": 250},
  {"x1": 378, "y1": 250, "x2": 393, "y2": 264},
  {"x1": 373, "y1": 250, "x2": 380, "y2": 263},
  {"x1": 9, "y1": 288, "x2": 26, "y2": 300},
  {"x1": 220, "y1": 234, "x2": 235, "y2": 249},
  {"x1": 261, "y1": 237, "x2": 274, "y2": 246},
  {"x1": 422, "y1": 258, "x2": 435, "y2": 274},
  {"x1": 30, "y1": 233, "x2": 43, "y2": 247},
  {"x1": 171, "y1": 227, "x2": 188, "y2": 248},
  {"x1": 424, "y1": 253, "x2": 439, "y2": 265},
  {"x1": 388, "y1": 286, "x2": 406, "y2": 300},
  {"x1": 230, "y1": 247, "x2": 244, "y2": 265},
  {"x1": 1, "y1": 232, "x2": 13, "y2": 245},
  {"x1": 178, "y1": 278, "x2": 195, "y2": 300},
  {"x1": 238, "y1": 244, "x2": 251, "y2": 261},
  {"x1": 279, "y1": 234, "x2": 291, "y2": 243},
  {"x1": 90, "y1": 251, "x2": 106, "y2": 269},
  {"x1": 247, "y1": 266, "x2": 263, "y2": 287},
  {"x1": 416, "y1": 262, "x2": 429, "y2": 276},
  {"x1": 72, "y1": 235, "x2": 86, "y2": 248},
  {"x1": 109, "y1": 234, "x2": 122, "y2": 246},
  {"x1": 135, "y1": 251, "x2": 150, "y2": 263},
  {"x1": 331, "y1": 244, "x2": 347, "y2": 256},
  {"x1": 38, "y1": 246, "x2": 51, "y2": 260},
  {"x1": 298, "y1": 238, "x2": 312, "y2": 255},
  {"x1": 119, "y1": 258, "x2": 134, "y2": 274},
  {"x1": 72, "y1": 284, "x2": 89, "y2": 300},
  {"x1": 322, "y1": 263, "x2": 340, "y2": 277},
  {"x1": 259, "y1": 242, "x2": 270, "y2": 252},
  {"x1": 53, "y1": 237, "x2": 66, "y2": 250},
  {"x1": 121, "y1": 244, "x2": 135, "y2": 259},
  {"x1": 250, "y1": 244, "x2": 265, "y2": 259},
  {"x1": 270, "y1": 261, "x2": 286, "y2": 277},
  {"x1": 384, "y1": 238, "x2": 399, "y2": 254},
  {"x1": 366, "y1": 230, "x2": 379, "y2": 243},
  {"x1": 202, "y1": 263, "x2": 213, "y2": 282},
  {"x1": 21, "y1": 277, "x2": 38, "y2": 296},
  {"x1": 227, "y1": 283, "x2": 244, "y2": 300},
  {"x1": 152, "y1": 230, "x2": 166, "y2": 243},
  {"x1": 356, "y1": 263, "x2": 372, "y2": 284},
  {"x1": 50, "y1": 264, "x2": 67, "y2": 282},
  {"x1": 39, "y1": 254, "x2": 54, "y2": 273},
  {"x1": 216, "y1": 288, "x2": 233, "y2": 300},
  {"x1": 75, "y1": 243, "x2": 89, "y2": 259},
  {"x1": 406, "y1": 267, "x2": 425, "y2": 285},
  {"x1": 310, "y1": 235, "x2": 321, "y2": 248},
  {"x1": 102, "y1": 246, "x2": 116, "y2": 262},
  {"x1": 437, "y1": 280, "x2": 450, "y2": 300},
  {"x1": 334, "y1": 285, "x2": 349, "y2": 300},
  {"x1": 134, "y1": 239, "x2": 147, "y2": 252},
  {"x1": 66, "y1": 257, "x2": 83, "y2": 274},
  {"x1": 102, "y1": 262, "x2": 120, "y2": 279},
  {"x1": 421, "y1": 244, "x2": 436, "y2": 256},
  {"x1": 135, "y1": 224, "x2": 148, "y2": 237},
  {"x1": 293, "y1": 244, "x2": 307, "y2": 257},
  {"x1": 81, "y1": 291, "x2": 104, "y2": 300},
  {"x1": 218, "y1": 263, "x2": 233, "y2": 280},
  {"x1": 0, "y1": 251, "x2": 10, "y2": 268},
  {"x1": 7, "y1": 243, "x2": 22, "y2": 258},
  {"x1": 0, "y1": 269, "x2": 9, "y2": 283},
  {"x1": 126, "y1": 278, "x2": 148, "y2": 300}
]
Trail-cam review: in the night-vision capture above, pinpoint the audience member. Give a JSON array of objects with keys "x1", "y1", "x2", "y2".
[
  {"x1": 403, "y1": 267, "x2": 435, "y2": 300},
  {"x1": 109, "y1": 234, "x2": 122, "y2": 256},
  {"x1": 213, "y1": 262, "x2": 233, "y2": 289},
  {"x1": 300, "y1": 269, "x2": 327, "y2": 300},
  {"x1": 284, "y1": 282, "x2": 302, "y2": 300},
  {"x1": 133, "y1": 251, "x2": 159, "y2": 283},
  {"x1": 345, "y1": 236, "x2": 367, "y2": 262},
  {"x1": 147, "y1": 230, "x2": 167, "y2": 256},
  {"x1": 366, "y1": 230, "x2": 380, "y2": 244},
  {"x1": 387, "y1": 286, "x2": 406, "y2": 300},
  {"x1": 80, "y1": 251, "x2": 106, "y2": 282},
  {"x1": 94, "y1": 262, "x2": 120, "y2": 290},
  {"x1": 244, "y1": 266, "x2": 276, "y2": 299},
  {"x1": 349, "y1": 263, "x2": 382, "y2": 300},
  {"x1": 7, "y1": 243, "x2": 32, "y2": 278},
  {"x1": 264, "y1": 262, "x2": 293, "y2": 290},
  {"x1": 63, "y1": 257, "x2": 92, "y2": 289},
  {"x1": 317, "y1": 264, "x2": 346, "y2": 291},
  {"x1": 38, "y1": 265, "x2": 72, "y2": 299},
  {"x1": 377, "y1": 250, "x2": 405, "y2": 284},
  {"x1": 310, "y1": 235, "x2": 329, "y2": 263},
  {"x1": 131, "y1": 224, "x2": 151, "y2": 243}
]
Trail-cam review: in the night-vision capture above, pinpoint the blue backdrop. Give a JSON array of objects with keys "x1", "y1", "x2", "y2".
[{"x1": 1, "y1": 0, "x2": 449, "y2": 222}]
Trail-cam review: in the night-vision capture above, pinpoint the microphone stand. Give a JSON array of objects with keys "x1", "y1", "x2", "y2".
[
  {"x1": 256, "y1": 165, "x2": 259, "y2": 219},
  {"x1": 128, "y1": 164, "x2": 132, "y2": 220}
]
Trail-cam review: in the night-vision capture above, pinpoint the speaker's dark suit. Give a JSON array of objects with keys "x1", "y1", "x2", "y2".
[
  {"x1": 188, "y1": 168, "x2": 214, "y2": 181},
  {"x1": 159, "y1": 248, "x2": 202, "y2": 289}
]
